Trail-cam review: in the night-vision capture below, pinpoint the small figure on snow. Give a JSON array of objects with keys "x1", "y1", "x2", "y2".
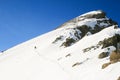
[{"x1": 34, "y1": 46, "x2": 37, "y2": 49}]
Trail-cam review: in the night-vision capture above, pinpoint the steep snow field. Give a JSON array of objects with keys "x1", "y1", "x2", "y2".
[
  {"x1": 0, "y1": 35, "x2": 70, "y2": 80},
  {"x1": 0, "y1": 10, "x2": 120, "y2": 80}
]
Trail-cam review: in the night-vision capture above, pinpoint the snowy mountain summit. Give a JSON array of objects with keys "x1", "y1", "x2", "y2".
[
  {"x1": 0, "y1": 10, "x2": 120, "y2": 80},
  {"x1": 53, "y1": 10, "x2": 118, "y2": 47}
]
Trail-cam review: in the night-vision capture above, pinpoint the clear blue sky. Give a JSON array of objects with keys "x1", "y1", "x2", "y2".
[{"x1": 0, "y1": 0, "x2": 120, "y2": 51}]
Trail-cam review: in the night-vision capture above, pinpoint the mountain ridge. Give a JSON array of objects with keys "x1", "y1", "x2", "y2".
[
  {"x1": 0, "y1": 10, "x2": 120, "y2": 80},
  {"x1": 53, "y1": 10, "x2": 118, "y2": 47}
]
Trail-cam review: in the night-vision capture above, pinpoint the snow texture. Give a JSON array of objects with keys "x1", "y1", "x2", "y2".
[{"x1": 0, "y1": 10, "x2": 120, "y2": 80}]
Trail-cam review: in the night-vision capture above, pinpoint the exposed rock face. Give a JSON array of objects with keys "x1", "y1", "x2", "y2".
[
  {"x1": 98, "y1": 52, "x2": 109, "y2": 59},
  {"x1": 53, "y1": 10, "x2": 118, "y2": 47},
  {"x1": 102, "y1": 62, "x2": 111, "y2": 69},
  {"x1": 83, "y1": 34, "x2": 120, "y2": 58},
  {"x1": 102, "y1": 50, "x2": 120, "y2": 69},
  {"x1": 117, "y1": 76, "x2": 120, "y2": 80},
  {"x1": 110, "y1": 50, "x2": 120, "y2": 61},
  {"x1": 101, "y1": 34, "x2": 120, "y2": 49},
  {"x1": 80, "y1": 10, "x2": 106, "y2": 19}
]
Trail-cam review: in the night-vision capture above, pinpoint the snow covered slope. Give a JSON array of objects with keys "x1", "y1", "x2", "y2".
[{"x1": 0, "y1": 10, "x2": 120, "y2": 80}]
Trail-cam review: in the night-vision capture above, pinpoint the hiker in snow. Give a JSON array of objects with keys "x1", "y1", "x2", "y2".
[{"x1": 34, "y1": 46, "x2": 37, "y2": 49}]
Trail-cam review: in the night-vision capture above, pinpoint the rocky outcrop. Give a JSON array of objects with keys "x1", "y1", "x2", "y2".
[
  {"x1": 102, "y1": 50, "x2": 120, "y2": 69},
  {"x1": 80, "y1": 10, "x2": 106, "y2": 19},
  {"x1": 53, "y1": 10, "x2": 118, "y2": 47}
]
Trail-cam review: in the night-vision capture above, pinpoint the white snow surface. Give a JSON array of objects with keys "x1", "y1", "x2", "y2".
[
  {"x1": 0, "y1": 25, "x2": 119, "y2": 80},
  {"x1": 0, "y1": 10, "x2": 120, "y2": 80},
  {"x1": 80, "y1": 10, "x2": 103, "y2": 17}
]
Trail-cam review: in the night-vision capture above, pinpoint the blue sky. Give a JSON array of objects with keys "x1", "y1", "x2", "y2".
[{"x1": 0, "y1": 0, "x2": 120, "y2": 51}]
